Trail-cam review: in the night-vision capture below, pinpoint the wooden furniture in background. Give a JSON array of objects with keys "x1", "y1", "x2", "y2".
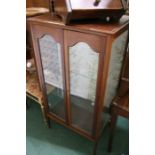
[
  {"x1": 26, "y1": 7, "x2": 49, "y2": 17},
  {"x1": 28, "y1": 13, "x2": 128, "y2": 155},
  {"x1": 108, "y1": 50, "x2": 129, "y2": 152},
  {"x1": 52, "y1": 0, "x2": 127, "y2": 24},
  {"x1": 26, "y1": 63, "x2": 50, "y2": 126},
  {"x1": 26, "y1": 0, "x2": 49, "y2": 8},
  {"x1": 26, "y1": 7, "x2": 49, "y2": 60},
  {"x1": 26, "y1": 3, "x2": 50, "y2": 124}
]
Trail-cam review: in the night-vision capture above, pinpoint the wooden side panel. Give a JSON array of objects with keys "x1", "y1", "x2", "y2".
[{"x1": 104, "y1": 30, "x2": 128, "y2": 107}]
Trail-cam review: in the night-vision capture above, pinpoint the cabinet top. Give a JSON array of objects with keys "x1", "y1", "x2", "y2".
[{"x1": 28, "y1": 13, "x2": 128, "y2": 36}]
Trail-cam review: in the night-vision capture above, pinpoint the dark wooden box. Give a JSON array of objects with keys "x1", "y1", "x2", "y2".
[{"x1": 51, "y1": 0, "x2": 127, "y2": 24}]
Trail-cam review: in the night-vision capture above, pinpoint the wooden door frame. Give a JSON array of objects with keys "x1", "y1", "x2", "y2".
[{"x1": 29, "y1": 23, "x2": 68, "y2": 123}]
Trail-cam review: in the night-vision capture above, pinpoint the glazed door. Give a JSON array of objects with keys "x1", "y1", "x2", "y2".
[
  {"x1": 64, "y1": 30, "x2": 105, "y2": 136},
  {"x1": 31, "y1": 25, "x2": 67, "y2": 122}
]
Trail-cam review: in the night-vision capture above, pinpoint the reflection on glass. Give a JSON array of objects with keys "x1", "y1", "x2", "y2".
[
  {"x1": 39, "y1": 35, "x2": 65, "y2": 120},
  {"x1": 69, "y1": 42, "x2": 99, "y2": 134}
]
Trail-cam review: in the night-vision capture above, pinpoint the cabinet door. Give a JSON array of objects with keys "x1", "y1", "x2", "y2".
[
  {"x1": 64, "y1": 30, "x2": 105, "y2": 135},
  {"x1": 31, "y1": 25, "x2": 66, "y2": 122}
]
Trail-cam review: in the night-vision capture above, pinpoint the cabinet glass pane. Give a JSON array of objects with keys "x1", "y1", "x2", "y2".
[
  {"x1": 39, "y1": 35, "x2": 65, "y2": 120},
  {"x1": 69, "y1": 42, "x2": 99, "y2": 134}
]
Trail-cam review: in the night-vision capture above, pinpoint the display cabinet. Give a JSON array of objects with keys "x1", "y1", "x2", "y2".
[{"x1": 28, "y1": 13, "x2": 128, "y2": 154}]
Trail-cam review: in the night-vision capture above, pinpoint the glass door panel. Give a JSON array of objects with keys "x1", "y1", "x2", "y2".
[
  {"x1": 39, "y1": 35, "x2": 65, "y2": 120},
  {"x1": 69, "y1": 42, "x2": 99, "y2": 134}
]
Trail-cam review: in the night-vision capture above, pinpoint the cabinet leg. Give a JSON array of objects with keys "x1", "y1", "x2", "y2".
[
  {"x1": 26, "y1": 99, "x2": 29, "y2": 110},
  {"x1": 108, "y1": 113, "x2": 118, "y2": 152},
  {"x1": 47, "y1": 118, "x2": 51, "y2": 128},
  {"x1": 40, "y1": 104, "x2": 51, "y2": 128},
  {"x1": 93, "y1": 141, "x2": 98, "y2": 155}
]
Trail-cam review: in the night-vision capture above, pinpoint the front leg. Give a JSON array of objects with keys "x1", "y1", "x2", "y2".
[{"x1": 40, "y1": 104, "x2": 51, "y2": 128}]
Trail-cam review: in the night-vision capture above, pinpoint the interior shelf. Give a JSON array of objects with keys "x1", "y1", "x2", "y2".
[{"x1": 46, "y1": 83, "x2": 103, "y2": 134}]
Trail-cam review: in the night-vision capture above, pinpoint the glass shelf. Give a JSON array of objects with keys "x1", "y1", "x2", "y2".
[
  {"x1": 46, "y1": 83, "x2": 65, "y2": 120},
  {"x1": 71, "y1": 95, "x2": 94, "y2": 134}
]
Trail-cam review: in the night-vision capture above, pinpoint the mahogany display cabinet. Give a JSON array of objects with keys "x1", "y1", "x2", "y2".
[{"x1": 28, "y1": 13, "x2": 128, "y2": 154}]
